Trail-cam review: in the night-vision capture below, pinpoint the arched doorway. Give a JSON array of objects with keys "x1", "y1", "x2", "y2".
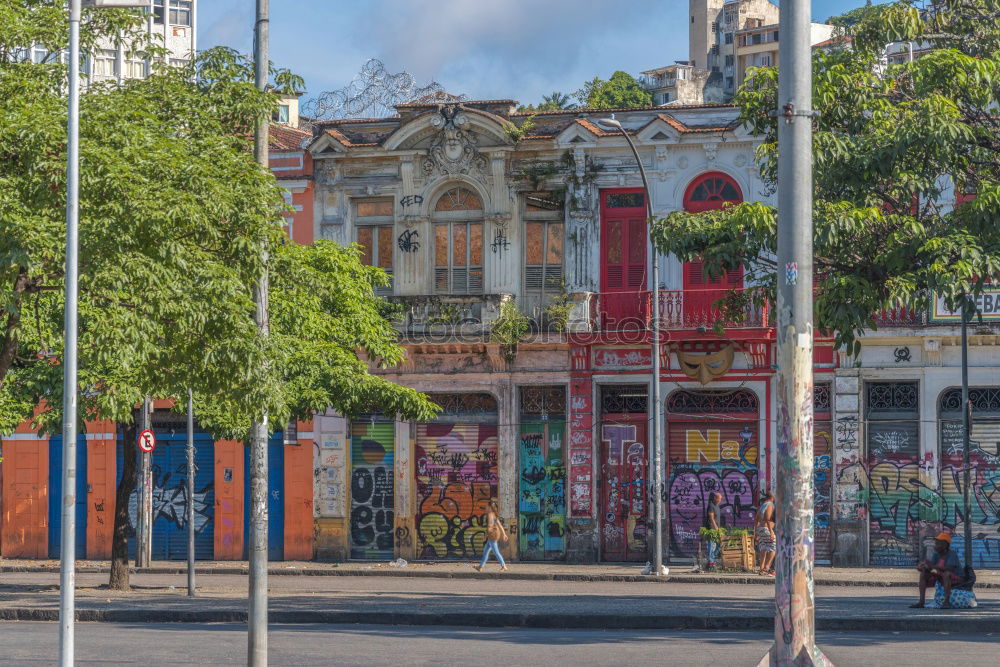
[{"x1": 432, "y1": 187, "x2": 484, "y2": 294}]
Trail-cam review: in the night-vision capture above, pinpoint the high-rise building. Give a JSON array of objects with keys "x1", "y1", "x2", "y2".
[{"x1": 89, "y1": 0, "x2": 197, "y2": 84}]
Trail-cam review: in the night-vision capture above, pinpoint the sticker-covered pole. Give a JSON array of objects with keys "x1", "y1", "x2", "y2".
[
  {"x1": 249, "y1": 0, "x2": 270, "y2": 664},
  {"x1": 760, "y1": 0, "x2": 829, "y2": 663},
  {"x1": 187, "y1": 388, "x2": 196, "y2": 597}
]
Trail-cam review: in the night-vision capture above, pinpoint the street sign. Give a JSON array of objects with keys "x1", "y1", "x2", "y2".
[
  {"x1": 930, "y1": 288, "x2": 1000, "y2": 323},
  {"x1": 138, "y1": 429, "x2": 156, "y2": 453}
]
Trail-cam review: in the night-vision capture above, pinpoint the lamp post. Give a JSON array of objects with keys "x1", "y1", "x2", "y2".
[
  {"x1": 597, "y1": 115, "x2": 665, "y2": 575},
  {"x1": 61, "y1": 4, "x2": 151, "y2": 666}
]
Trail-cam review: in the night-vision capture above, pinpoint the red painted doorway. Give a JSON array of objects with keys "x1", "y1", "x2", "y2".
[{"x1": 599, "y1": 188, "x2": 648, "y2": 329}]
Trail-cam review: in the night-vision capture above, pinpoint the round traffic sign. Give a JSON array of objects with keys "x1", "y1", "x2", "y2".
[{"x1": 138, "y1": 429, "x2": 156, "y2": 453}]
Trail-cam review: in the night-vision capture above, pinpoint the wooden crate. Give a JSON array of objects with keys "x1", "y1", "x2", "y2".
[{"x1": 721, "y1": 533, "x2": 756, "y2": 571}]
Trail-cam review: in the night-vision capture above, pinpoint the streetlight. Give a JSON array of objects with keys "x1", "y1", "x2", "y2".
[
  {"x1": 61, "y1": 3, "x2": 151, "y2": 666},
  {"x1": 596, "y1": 115, "x2": 666, "y2": 576}
]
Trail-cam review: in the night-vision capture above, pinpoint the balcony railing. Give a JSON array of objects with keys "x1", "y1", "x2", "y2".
[
  {"x1": 872, "y1": 302, "x2": 923, "y2": 327},
  {"x1": 594, "y1": 289, "x2": 769, "y2": 332}
]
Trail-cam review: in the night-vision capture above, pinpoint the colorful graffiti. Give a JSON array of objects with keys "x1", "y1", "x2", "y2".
[
  {"x1": 600, "y1": 422, "x2": 647, "y2": 561},
  {"x1": 518, "y1": 423, "x2": 567, "y2": 560},
  {"x1": 568, "y1": 383, "x2": 594, "y2": 516},
  {"x1": 867, "y1": 421, "x2": 920, "y2": 565},
  {"x1": 668, "y1": 423, "x2": 758, "y2": 558},
  {"x1": 350, "y1": 423, "x2": 394, "y2": 559},
  {"x1": 415, "y1": 423, "x2": 498, "y2": 559},
  {"x1": 814, "y1": 423, "x2": 833, "y2": 561},
  {"x1": 127, "y1": 465, "x2": 212, "y2": 535}
]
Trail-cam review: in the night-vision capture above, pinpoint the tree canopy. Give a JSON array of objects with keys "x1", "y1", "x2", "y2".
[
  {"x1": 575, "y1": 71, "x2": 652, "y2": 109},
  {"x1": 650, "y1": 0, "x2": 1000, "y2": 354},
  {"x1": 0, "y1": 2, "x2": 437, "y2": 438},
  {"x1": 518, "y1": 91, "x2": 576, "y2": 112}
]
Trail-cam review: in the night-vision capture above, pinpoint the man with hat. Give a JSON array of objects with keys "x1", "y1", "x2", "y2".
[{"x1": 911, "y1": 532, "x2": 963, "y2": 609}]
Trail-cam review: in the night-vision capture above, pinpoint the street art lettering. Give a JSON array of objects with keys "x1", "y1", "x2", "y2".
[
  {"x1": 490, "y1": 228, "x2": 510, "y2": 255},
  {"x1": 568, "y1": 385, "x2": 594, "y2": 516},
  {"x1": 519, "y1": 424, "x2": 567, "y2": 560},
  {"x1": 350, "y1": 424, "x2": 395, "y2": 559},
  {"x1": 127, "y1": 464, "x2": 212, "y2": 536},
  {"x1": 399, "y1": 194, "x2": 423, "y2": 207},
  {"x1": 397, "y1": 228, "x2": 420, "y2": 253},
  {"x1": 867, "y1": 422, "x2": 920, "y2": 565},
  {"x1": 415, "y1": 423, "x2": 498, "y2": 559},
  {"x1": 814, "y1": 422, "x2": 833, "y2": 561},
  {"x1": 835, "y1": 415, "x2": 859, "y2": 451},
  {"x1": 668, "y1": 424, "x2": 758, "y2": 558},
  {"x1": 600, "y1": 423, "x2": 648, "y2": 561},
  {"x1": 893, "y1": 346, "x2": 912, "y2": 363}
]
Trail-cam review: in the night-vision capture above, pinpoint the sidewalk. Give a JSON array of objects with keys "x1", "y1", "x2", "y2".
[
  {"x1": 1, "y1": 569, "x2": 996, "y2": 633},
  {"x1": 3, "y1": 558, "x2": 1000, "y2": 587}
]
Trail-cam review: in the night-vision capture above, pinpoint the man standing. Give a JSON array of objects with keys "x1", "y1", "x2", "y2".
[
  {"x1": 705, "y1": 492, "x2": 725, "y2": 570},
  {"x1": 912, "y1": 532, "x2": 963, "y2": 609},
  {"x1": 755, "y1": 491, "x2": 776, "y2": 575}
]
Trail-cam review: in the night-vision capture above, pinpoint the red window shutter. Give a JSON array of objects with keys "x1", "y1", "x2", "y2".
[{"x1": 627, "y1": 219, "x2": 646, "y2": 288}]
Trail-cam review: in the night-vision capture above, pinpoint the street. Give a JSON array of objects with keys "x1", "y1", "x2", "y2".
[{"x1": 0, "y1": 622, "x2": 996, "y2": 666}]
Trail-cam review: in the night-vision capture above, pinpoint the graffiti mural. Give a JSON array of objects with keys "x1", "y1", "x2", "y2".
[
  {"x1": 936, "y1": 420, "x2": 1000, "y2": 567},
  {"x1": 415, "y1": 423, "x2": 498, "y2": 559},
  {"x1": 600, "y1": 422, "x2": 648, "y2": 561},
  {"x1": 127, "y1": 465, "x2": 213, "y2": 537},
  {"x1": 667, "y1": 423, "x2": 759, "y2": 559},
  {"x1": 814, "y1": 422, "x2": 833, "y2": 561},
  {"x1": 518, "y1": 422, "x2": 567, "y2": 560},
  {"x1": 866, "y1": 419, "x2": 921, "y2": 565},
  {"x1": 350, "y1": 423, "x2": 395, "y2": 559}
]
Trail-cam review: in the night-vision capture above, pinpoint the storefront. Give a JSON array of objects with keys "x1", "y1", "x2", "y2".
[{"x1": 598, "y1": 385, "x2": 649, "y2": 562}]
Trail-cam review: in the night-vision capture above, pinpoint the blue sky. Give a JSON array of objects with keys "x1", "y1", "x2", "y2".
[{"x1": 199, "y1": 1, "x2": 874, "y2": 108}]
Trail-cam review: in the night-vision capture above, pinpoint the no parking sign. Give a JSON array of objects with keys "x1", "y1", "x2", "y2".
[{"x1": 138, "y1": 429, "x2": 156, "y2": 453}]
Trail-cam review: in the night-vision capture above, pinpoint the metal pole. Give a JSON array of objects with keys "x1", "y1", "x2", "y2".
[
  {"x1": 249, "y1": 0, "x2": 270, "y2": 663},
  {"x1": 618, "y1": 129, "x2": 664, "y2": 575},
  {"x1": 187, "y1": 388, "x2": 196, "y2": 597},
  {"x1": 763, "y1": 0, "x2": 828, "y2": 663},
  {"x1": 137, "y1": 397, "x2": 152, "y2": 568},
  {"x1": 960, "y1": 300, "x2": 971, "y2": 572},
  {"x1": 59, "y1": 2, "x2": 83, "y2": 663}
]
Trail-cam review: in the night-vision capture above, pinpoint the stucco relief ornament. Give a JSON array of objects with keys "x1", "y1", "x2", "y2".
[
  {"x1": 703, "y1": 143, "x2": 718, "y2": 162},
  {"x1": 422, "y1": 106, "x2": 488, "y2": 176},
  {"x1": 315, "y1": 160, "x2": 339, "y2": 184}
]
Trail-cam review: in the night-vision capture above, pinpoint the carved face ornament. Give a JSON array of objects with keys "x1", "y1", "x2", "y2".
[{"x1": 675, "y1": 345, "x2": 735, "y2": 385}]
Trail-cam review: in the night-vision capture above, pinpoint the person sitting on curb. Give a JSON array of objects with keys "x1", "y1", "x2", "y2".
[{"x1": 911, "y1": 532, "x2": 964, "y2": 609}]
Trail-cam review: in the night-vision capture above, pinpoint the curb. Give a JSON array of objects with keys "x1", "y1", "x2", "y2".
[
  {"x1": 3, "y1": 566, "x2": 996, "y2": 588},
  {"x1": 0, "y1": 607, "x2": 994, "y2": 632}
]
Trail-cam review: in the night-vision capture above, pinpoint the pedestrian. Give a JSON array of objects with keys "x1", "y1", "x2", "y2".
[
  {"x1": 704, "y1": 491, "x2": 725, "y2": 571},
  {"x1": 755, "y1": 490, "x2": 776, "y2": 576},
  {"x1": 912, "y1": 532, "x2": 964, "y2": 609},
  {"x1": 475, "y1": 500, "x2": 509, "y2": 572}
]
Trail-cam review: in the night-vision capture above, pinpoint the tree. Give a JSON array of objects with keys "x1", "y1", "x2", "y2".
[
  {"x1": 576, "y1": 71, "x2": 652, "y2": 109},
  {"x1": 519, "y1": 91, "x2": 578, "y2": 112},
  {"x1": 649, "y1": 0, "x2": 1000, "y2": 354},
  {"x1": 0, "y1": 3, "x2": 436, "y2": 588},
  {"x1": 828, "y1": 0, "x2": 879, "y2": 31}
]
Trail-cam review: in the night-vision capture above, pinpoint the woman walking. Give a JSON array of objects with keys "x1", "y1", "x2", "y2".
[{"x1": 475, "y1": 500, "x2": 509, "y2": 572}]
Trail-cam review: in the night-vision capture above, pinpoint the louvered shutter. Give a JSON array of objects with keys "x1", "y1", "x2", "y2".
[{"x1": 626, "y1": 219, "x2": 646, "y2": 288}]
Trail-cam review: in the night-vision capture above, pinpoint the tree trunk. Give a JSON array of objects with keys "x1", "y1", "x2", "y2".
[{"x1": 109, "y1": 421, "x2": 138, "y2": 591}]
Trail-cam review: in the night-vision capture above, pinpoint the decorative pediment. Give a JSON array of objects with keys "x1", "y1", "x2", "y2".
[
  {"x1": 383, "y1": 105, "x2": 510, "y2": 152},
  {"x1": 421, "y1": 107, "x2": 489, "y2": 176},
  {"x1": 635, "y1": 115, "x2": 683, "y2": 143}
]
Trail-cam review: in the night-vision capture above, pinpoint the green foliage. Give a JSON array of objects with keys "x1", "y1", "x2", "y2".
[
  {"x1": 490, "y1": 298, "x2": 530, "y2": 361},
  {"x1": 520, "y1": 91, "x2": 577, "y2": 112},
  {"x1": 827, "y1": 0, "x2": 880, "y2": 30},
  {"x1": 651, "y1": 0, "x2": 1000, "y2": 353},
  {"x1": 576, "y1": 71, "x2": 652, "y2": 109},
  {"x1": 504, "y1": 113, "x2": 536, "y2": 144},
  {"x1": 0, "y1": 3, "x2": 435, "y2": 437},
  {"x1": 518, "y1": 160, "x2": 560, "y2": 188},
  {"x1": 542, "y1": 291, "x2": 574, "y2": 333}
]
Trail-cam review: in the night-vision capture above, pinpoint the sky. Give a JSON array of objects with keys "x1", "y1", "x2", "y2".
[{"x1": 198, "y1": 0, "x2": 875, "y2": 110}]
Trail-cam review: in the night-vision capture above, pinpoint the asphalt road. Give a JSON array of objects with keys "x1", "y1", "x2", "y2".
[{"x1": 1, "y1": 623, "x2": 996, "y2": 666}]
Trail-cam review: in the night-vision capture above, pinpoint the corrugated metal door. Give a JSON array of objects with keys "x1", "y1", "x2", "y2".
[
  {"x1": 214, "y1": 440, "x2": 243, "y2": 560},
  {"x1": 814, "y1": 421, "x2": 833, "y2": 563},
  {"x1": 599, "y1": 418, "x2": 648, "y2": 562},
  {"x1": 518, "y1": 421, "x2": 566, "y2": 560},
  {"x1": 415, "y1": 423, "x2": 498, "y2": 559},
  {"x1": 48, "y1": 434, "x2": 87, "y2": 558},
  {"x1": 939, "y1": 420, "x2": 1000, "y2": 568},
  {"x1": 1, "y1": 438, "x2": 49, "y2": 558},
  {"x1": 117, "y1": 430, "x2": 215, "y2": 560},
  {"x1": 667, "y1": 421, "x2": 759, "y2": 559},
  {"x1": 866, "y1": 420, "x2": 920, "y2": 566},
  {"x1": 350, "y1": 422, "x2": 395, "y2": 560},
  {"x1": 243, "y1": 433, "x2": 285, "y2": 561}
]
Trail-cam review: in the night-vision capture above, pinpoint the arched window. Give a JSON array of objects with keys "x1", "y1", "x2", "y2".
[
  {"x1": 433, "y1": 187, "x2": 483, "y2": 294},
  {"x1": 682, "y1": 172, "x2": 745, "y2": 292},
  {"x1": 683, "y1": 172, "x2": 743, "y2": 213}
]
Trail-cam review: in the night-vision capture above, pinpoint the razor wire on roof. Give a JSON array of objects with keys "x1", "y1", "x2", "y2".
[{"x1": 303, "y1": 58, "x2": 466, "y2": 120}]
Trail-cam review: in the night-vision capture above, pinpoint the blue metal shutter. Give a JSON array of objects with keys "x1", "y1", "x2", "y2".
[
  {"x1": 244, "y1": 433, "x2": 285, "y2": 561},
  {"x1": 48, "y1": 434, "x2": 87, "y2": 559}
]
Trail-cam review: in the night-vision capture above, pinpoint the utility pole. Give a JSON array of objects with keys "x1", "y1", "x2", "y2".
[
  {"x1": 960, "y1": 299, "x2": 972, "y2": 572},
  {"x1": 136, "y1": 396, "x2": 152, "y2": 567},
  {"x1": 59, "y1": 2, "x2": 83, "y2": 663},
  {"x1": 761, "y1": 0, "x2": 829, "y2": 663},
  {"x1": 595, "y1": 115, "x2": 665, "y2": 575},
  {"x1": 187, "y1": 388, "x2": 196, "y2": 597},
  {"x1": 249, "y1": 0, "x2": 270, "y2": 664}
]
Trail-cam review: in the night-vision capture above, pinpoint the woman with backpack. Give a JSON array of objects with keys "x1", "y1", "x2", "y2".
[{"x1": 474, "y1": 500, "x2": 509, "y2": 572}]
